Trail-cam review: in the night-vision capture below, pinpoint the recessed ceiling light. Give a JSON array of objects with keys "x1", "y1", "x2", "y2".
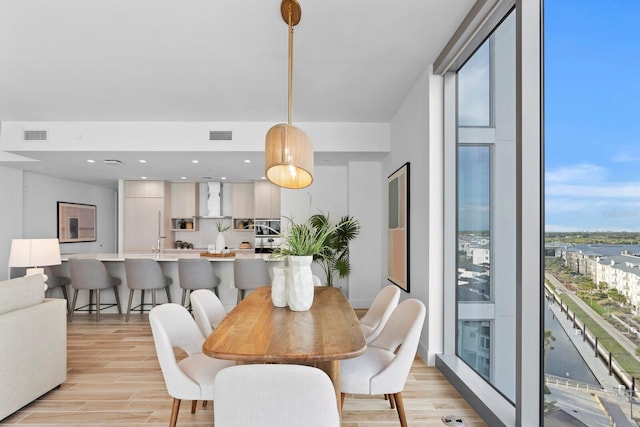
[
  {"x1": 221, "y1": 177, "x2": 227, "y2": 180},
  {"x1": 181, "y1": 176, "x2": 187, "y2": 180},
  {"x1": 244, "y1": 159, "x2": 251, "y2": 163},
  {"x1": 141, "y1": 176, "x2": 147, "y2": 180},
  {"x1": 191, "y1": 160, "x2": 199, "y2": 164},
  {"x1": 87, "y1": 159, "x2": 95, "y2": 163},
  {"x1": 261, "y1": 176, "x2": 266, "y2": 180},
  {"x1": 139, "y1": 159, "x2": 147, "y2": 163}
]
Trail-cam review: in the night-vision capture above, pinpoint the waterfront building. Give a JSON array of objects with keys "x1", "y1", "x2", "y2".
[{"x1": 561, "y1": 244, "x2": 640, "y2": 310}]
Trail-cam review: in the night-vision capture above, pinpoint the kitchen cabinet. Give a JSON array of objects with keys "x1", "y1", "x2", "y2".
[
  {"x1": 170, "y1": 182, "x2": 198, "y2": 218},
  {"x1": 253, "y1": 181, "x2": 281, "y2": 219},
  {"x1": 125, "y1": 180, "x2": 165, "y2": 198},
  {"x1": 231, "y1": 182, "x2": 254, "y2": 228},
  {"x1": 170, "y1": 218, "x2": 197, "y2": 231},
  {"x1": 123, "y1": 180, "x2": 171, "y2": 252}
]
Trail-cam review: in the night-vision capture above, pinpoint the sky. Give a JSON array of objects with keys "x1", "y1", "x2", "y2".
[{"x1": 545, "y1": 0, "x2": 640, "y2": 232}]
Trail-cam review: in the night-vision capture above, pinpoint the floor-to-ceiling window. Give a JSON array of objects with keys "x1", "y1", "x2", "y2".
[
  {"x1": 456, "y1": 15, "x2": 516, "y2": 399},
  {"x1": 544, "y1": 2, "x2": 640, "y2": 425},
  {"x1": 435, "y1": 1, "x2": 542, "y2": 425}
]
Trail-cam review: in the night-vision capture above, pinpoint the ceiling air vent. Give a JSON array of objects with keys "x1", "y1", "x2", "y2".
[
  {"x1": 209, "y1": 131, "x2": 232, "y2": 141},
  {"x1": 24, "y1": 130, "x2": 47, "y2": 141},
  {"x1": 103, "y1": 159, "x2": 122, "y2": 165}
]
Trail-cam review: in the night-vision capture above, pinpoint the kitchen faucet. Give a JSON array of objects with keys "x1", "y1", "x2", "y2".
[{"x1": 153, "y1": 236, "x2": 166, "y2": 253}]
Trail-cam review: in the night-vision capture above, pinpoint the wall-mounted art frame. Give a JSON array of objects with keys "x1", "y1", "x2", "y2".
[
  {"x1": 388, "y1": 162, "x2": 410, "y2": 292},
  {"x1": 57, "y1": 202, "x2": 97, "y2": 243}
]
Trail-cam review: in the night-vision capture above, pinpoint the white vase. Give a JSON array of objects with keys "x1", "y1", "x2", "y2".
[
  {"x1": 271, "y1": 266, "x2": 288, "y2": 307},
  {"x1": 215, "y1": 232, "x2": 226, "y2": 251},
  {"x1": 286, "y1": 255, "x2": 314, "y2": 311}
]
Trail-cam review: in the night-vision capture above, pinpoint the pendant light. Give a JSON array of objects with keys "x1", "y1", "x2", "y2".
[{"x1": 265, "y1": 0, "x2": 313, "y2": 189}]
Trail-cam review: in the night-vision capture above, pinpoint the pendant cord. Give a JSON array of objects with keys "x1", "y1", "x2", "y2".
[{"x1": 287, "y1": 4, "x2": 294, "y2": 125}]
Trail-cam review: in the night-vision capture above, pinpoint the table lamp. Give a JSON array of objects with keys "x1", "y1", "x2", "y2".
[{"x1": 8, "y1": 238, "x2": 62, "y2": 283}]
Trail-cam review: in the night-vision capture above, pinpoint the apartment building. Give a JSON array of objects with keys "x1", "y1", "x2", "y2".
[
  {"x1": 0, "y1": 1, "x2": 542, "y2": 425},
  {"x1": 563, "y1": 244, "x2": 640, "y2": 310}
]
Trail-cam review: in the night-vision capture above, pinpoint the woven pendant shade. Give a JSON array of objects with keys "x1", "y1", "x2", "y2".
[
  {"x1": 265, "y1": 123, "x2": 313, "y2": 189},
  {"x1": 265, "y1": 0, "x2": 313, "y2": 190}
]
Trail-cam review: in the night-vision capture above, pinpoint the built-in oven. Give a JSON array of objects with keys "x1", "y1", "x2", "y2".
[
  {"x1": 254, "y1": 237, "x2": 282, "y2": 253},
  {"x1": 254, "y1": 220, "x2": 281, "y2": 237},
  {"x1": 254, "y1": 220, "x2": 281, "y2": 253}
]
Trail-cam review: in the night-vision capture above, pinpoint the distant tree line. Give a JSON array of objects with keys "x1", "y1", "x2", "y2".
[{"x1": 545, "y1": 231, "x2": 640, "y2": 244}]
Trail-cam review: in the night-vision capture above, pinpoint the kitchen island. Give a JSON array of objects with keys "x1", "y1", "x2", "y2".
[{"x1": 60, "y1": 251, "x2": 282, "y2": 313}]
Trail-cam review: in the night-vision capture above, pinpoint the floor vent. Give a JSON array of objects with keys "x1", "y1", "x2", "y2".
[
  {"x1": 442, "y1": 415, "x2": 465, "y2": 426},
  {"x1": 24, "y1": 130, "x2": 47, "y2": 141},
  {"x1": 210, "y1": 131, "x2": 232, "y2": 141}
]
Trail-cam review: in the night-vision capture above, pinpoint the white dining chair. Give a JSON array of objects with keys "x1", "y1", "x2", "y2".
[
  {"x1": 340, "y1": 298, "x2": 426, "y2": 427},
  {"x1": 359, "y1": 285, "x2": 401, "y2": 343},
  {"x1": 189, "y1": 289, "x2": 227, "y2": 338},
  {"x1": 214, "y1": 364, "x2": 340, "y2": 427},
  {"x1": 149, "y1": 303, "x2": 234, "y2": 427}
]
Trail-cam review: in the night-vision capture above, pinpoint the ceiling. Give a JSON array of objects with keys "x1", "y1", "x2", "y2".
[{"x1": 0, "y1": 0, "x2": 475, "y2": 188}]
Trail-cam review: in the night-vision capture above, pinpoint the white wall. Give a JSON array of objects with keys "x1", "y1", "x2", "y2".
[
  {"x1": 0, "y1": 166, "x2": 25, "y2": 279},
  {"x1": 1, "y1": 121, "x2": 390, "y2": 154},
  {"x1": 347, "y1": 161, "x2": 383, "y2": 307},
  {"x1": 0, "y1": 167, "x2": 117, "y2": 278},
  {"x1": 280, "y1": 163, "x2": 384, "y2": 301},
  {"x1": 385, "y1": 66, "x2": 443, "y2": 365},
  {"x1": 281, "y1": 165, "x2": 349, "y2": 224},
  {"x1": 280, "y1": 165, "x2": 349, "y2": 287},
  {"x1": 22, "y1": 172, "x2": 117, "y2": 255}
]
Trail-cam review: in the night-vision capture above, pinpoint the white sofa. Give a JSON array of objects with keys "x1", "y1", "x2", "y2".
[{"x1": 0, "y1": 274, "x2": 67, "y2": 421}]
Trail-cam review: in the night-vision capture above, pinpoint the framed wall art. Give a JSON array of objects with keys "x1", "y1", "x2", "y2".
[
  {"x1": 57, "y1": 202, "x2": 97, "y2": 243},
  {"x1": 387, "y1": 162, "x2": 410, "y2": 292}
]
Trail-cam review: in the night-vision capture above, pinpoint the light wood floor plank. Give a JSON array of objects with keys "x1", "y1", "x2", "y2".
[{"x1": 1, "y1": 313, "x2": 485, "y2": 426}]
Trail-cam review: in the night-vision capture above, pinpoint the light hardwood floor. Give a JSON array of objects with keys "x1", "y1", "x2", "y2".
[{"x1": 2, "y1": 313, "x2": 486, "y2": 427}]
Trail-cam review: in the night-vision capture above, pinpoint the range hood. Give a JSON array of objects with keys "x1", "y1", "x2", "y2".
[{"x1": 199, "y1": 182, "x2": 232, "y2": 218}]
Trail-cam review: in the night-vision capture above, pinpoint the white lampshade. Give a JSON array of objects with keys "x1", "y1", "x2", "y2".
[{"x1": 8, "y1": 238, "x2": 61, "y2": 269}]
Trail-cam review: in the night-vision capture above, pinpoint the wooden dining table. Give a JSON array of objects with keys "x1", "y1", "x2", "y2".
[{"x1": 202, "y1": 285, "x2": 367, "y2": 413}]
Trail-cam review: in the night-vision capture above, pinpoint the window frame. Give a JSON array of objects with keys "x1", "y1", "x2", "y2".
[{"x1": 434, "y1": 0, "x2": 543, "y2": 425}]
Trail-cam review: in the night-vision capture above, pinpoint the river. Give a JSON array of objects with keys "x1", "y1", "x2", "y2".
[{"x1": 545, "y1": 301, "x2": 599, "y2": 386}]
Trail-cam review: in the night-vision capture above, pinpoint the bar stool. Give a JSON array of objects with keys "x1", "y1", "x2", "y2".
[
  {"x1": 177, "y1": 258, "x2": 221, "y2": 308},
  {"x1": 69, "y1": 258, "x2": 122, "y2": 322},
  {"x1": 44, "y1": 264, "x2": 72, "y2": 314},
  {"x1": 233, "y1": 258, "x2": 270, "y2": 304},
  {"x1": 124, "y1": 258, "x2": 173, "y2": 322},
  {"x1": 9, "y1": 267, "x2": 27, "y2": 279}
]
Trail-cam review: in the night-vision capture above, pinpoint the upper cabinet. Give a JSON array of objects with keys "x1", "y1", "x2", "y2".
[
  {"x1": 253, "y1": 181, "x2": 281, "y2": 219},
  {"x1": 231, "y1": 182, "x2": 254, "y2": 220},
  {"x1": 125, "y1": 180, "x2": 165, "y2": 198},
  {"x1": 170, "y1": 182, "x2": 198, "y2": 218}
]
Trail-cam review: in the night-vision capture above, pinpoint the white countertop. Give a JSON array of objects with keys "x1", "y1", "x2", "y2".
[{"x1": 61, "y1": 252, "x2": 277, "y2": 262}]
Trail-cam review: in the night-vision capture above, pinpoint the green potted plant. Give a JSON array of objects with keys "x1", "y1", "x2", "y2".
[
  {"x1": 216, "y1": 220, "x2": 231, "y2": 233},
  {"x1": 309, "y1": 214, "x2": 360, "y2": 287},
  {"x1": 273, "y1": 218, "x2": 335, "y2": 257},
  {"x1": 273, "y1": 217, "x2": 342, "y2": 311},
  {"x1": 215, "y1": 220, "x2": 230, "y2": 251}
]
